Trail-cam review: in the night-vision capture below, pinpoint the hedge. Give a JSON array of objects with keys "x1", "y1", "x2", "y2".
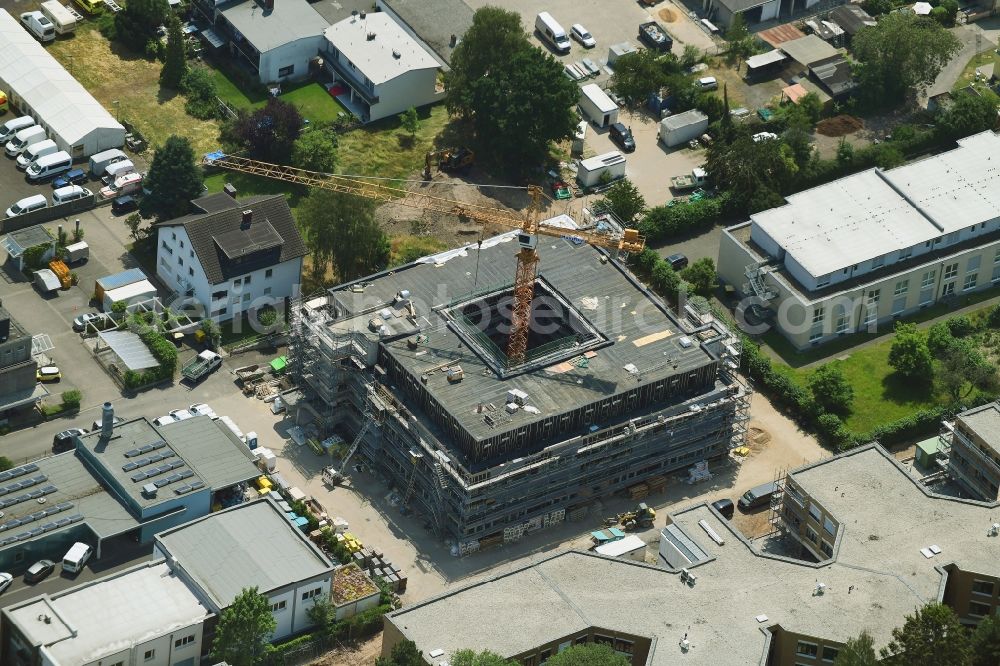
[
  {"x1": 122, "y1": 315, "x2": 178, "y2": 389},
  {"x1": 639, "y1": 196, "x2": 726, "y2": 243}
]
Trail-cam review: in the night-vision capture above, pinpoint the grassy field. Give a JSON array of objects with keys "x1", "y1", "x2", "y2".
[
  {"x1": 48, "y1": 28, "x2": 222, "y2": 156},
  {"x1": 952, "y1": 49, "x2": 1000, "y2": 103},
  {"x1": 209, "y1": 64, "x2": 349, "y2": 123}
]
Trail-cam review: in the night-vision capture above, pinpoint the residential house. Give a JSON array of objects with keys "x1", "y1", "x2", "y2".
[
  {"x1": 944, "y1": 402, "x2": 1000, "y2": 501},
  {"x1": 155, "y1": 191, "x2": 307, "y2": 323}
]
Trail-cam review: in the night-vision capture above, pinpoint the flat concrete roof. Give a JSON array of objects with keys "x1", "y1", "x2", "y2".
[
  {"x1": 325, "y1": 13, "x2": 438, "y2": 85},
  {"x1": 156, "y1": 499, "x2": 334, "y2": 609},
  {"x1": 5, "y1": 560, "x2": 208, "y2": 665},
  {"x1": 155, "y1": 416, "x2": 260, "y2": 491},
  {"x1": 388, "y1": 444, "x2": 1000, "y2": 663},
  {"x1": 956, "y1": 401, "x2": 1000, "y2": 457}
]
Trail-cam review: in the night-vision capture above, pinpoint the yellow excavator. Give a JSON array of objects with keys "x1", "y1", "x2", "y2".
[
  {"x1": 607, "y1": 503, "x2": 656, "y2": 531},
  {"x1": 423, "y1": 147, "x2": 474, "y2": 179}
]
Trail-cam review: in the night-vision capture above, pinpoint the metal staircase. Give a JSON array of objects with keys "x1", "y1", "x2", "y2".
[{"x1": 743, "y1": 262, "x2": 778, "y2": 302}]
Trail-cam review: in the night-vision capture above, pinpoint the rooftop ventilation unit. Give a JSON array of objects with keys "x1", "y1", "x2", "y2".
[{"x1": 142, "y1": 483, "x2": 158, "y2": 498}]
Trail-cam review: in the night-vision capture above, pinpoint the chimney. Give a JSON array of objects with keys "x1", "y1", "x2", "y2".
[
  {"x1": 223, "y1": 183, "x2": 237, "y2": 198},
  {"x1": 101, "y1": 402, "x2": 115, "y2": 439},
  {"x1": 241, "y1": 209, "x2": 253, "y2": 229}
]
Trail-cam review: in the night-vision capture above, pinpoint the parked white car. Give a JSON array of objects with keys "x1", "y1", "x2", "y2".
[
  {"x1": 189, "y1": 403, "x2": 218, "y2": 419},
  {"x1": 571, "y1": 24, "x2": 596, "y2": 48}
]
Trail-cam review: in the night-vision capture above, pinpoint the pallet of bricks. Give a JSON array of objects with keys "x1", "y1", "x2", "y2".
[{"x1": 352, "y1": 547, "x2": 407, "y2": 594}]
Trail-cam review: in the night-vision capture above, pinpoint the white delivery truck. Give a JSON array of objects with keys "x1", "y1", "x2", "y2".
[
  {"x1": 62, "y1": 542, "x2": 93, "y2": 573},
  {"x1": 578, "y1": 84, "x2": 618, "y2": 128},
  {"x1": 40, "y1": 1, "x2": 77, "y2": 34},
  {"x1": 88, "y1": 148, "x2": 128, "y2": 177},
  {"x1": 535, "y1": 12, "x2": 571, "y2": 54},
  {"x1": 64, "y1": 241, "x2": 90, "y2": 264}
]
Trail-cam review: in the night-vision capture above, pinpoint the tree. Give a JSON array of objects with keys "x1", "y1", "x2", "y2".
[
  {"x1": 291, "y1": 129, "x2": 338, "y2": 173},
  {"x1": 971, "y1": 614, "x2": 1000, "y2": 666},
  {"x1": 450, "y1": 649, "x2": 517, "y2": 666},
  {"x1": 834, "y1": 631, "x2": 878, "y2": 666},
  {"x1": 376, "y1": 640, "x2": 425, "y2": 666},
  {"x1": 807, "y1": 364, "x2": 854, "y2": 415},
  {"x1": 546, "y1": 644, "x2": 629, "y2": 666},
  {"x1": 445, "y1": 8, "x2": 579, "y2": 173},
  {"x1": 181, "y1": 66, "x2": 218, "y2": 120},
  {"x1": 681, "y1": 257, "x2": 717, "y2": 296},
  {"x1": 594, "y1": 178, "x2": 646, "y2": 225},
  {"x1": 298, "y1": 189, "x2": 389, "y2": 282},
  {"x1": 725, "y1": 14, "x2": 757, "y2": 64},
  {"x1": 140, "y1": 136, "x2": 205, "y2": 220},
  {"x1": 160, "y1": 15, "x2": 188, "y2": 89},
  {"x1": 124, "y1": 213, "x2": 147, "y2": 242},
  {"x1": 681, "y1": 44, "x2": 701, "y2": 69},
  {"x1": 888, "y1": 322, "x2": 933, "y2": 382},
  {"x1": 852, "y1": 13, "x2": 961, "y2": 105},
  {"x1": 210, "y1": 587, "x2": 276, "y2": 666},
  {"x1": 925, "y1": 321, "x2": 958, "y2": 358},
  {"x1": 938, "y1": 340, "x2": 998, "y2": 401},
  {"x1": 400, "y1": 106, "x2": 420, "y2": 138},
  {"x1": 836, "y1": 138, "x2": 855, "y2": 167},
  {"x1": 937, "y1": 92, "x2": 998, "y2": 140},
  {"x1": 229, "y1": 97, "x2": 303, "y2": 164},
  {"x1": 114, "y1": 0, "x2": 169, "y2": 53},
  {"x1": 705, "y1": 129, "x2": 797, "y2": 211},
  {"x1": 861, "y1": 0, "x2": 893, "y2": 14},
  {"x1": 305, "y1": 594, "x2": 336, "y2": 636},
  {"x1": 880, "y1": 603, "x2": 970, "y2": 666},
  {"x1": 609, "y1": 49, "x2": 680, "y2": 105}
]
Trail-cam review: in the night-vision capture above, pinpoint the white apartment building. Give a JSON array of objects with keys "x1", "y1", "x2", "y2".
[
  {"x1": 155, "y1": 192, "x2": 307, "y2": 323},
  {"x1": 718, "y1": 131, "x2": 1000, "y2": 350}
]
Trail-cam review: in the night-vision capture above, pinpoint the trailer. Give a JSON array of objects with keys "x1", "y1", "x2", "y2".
[
  {"x1": 40, "y1": 1, "x2": 77, "y2": 34},
  {"x1": 34, "y1": 269, "x2": 61, "y2": 294},
  {"x1": 638, "y1": 21, "x2": 673, "y2": 52},
  {"x1": 658, "y1": 109, "x2": 709, "y2": 148},
  {"x1": 576, "y1": 151, "x2": 626, "y2": 188},
  {"x1": 63, "y1": 241, "x2": 89, "y2": 264},
  {"x1": 101, "y1": 279, "x2": 156, "y2": 312},
  {"x1": 182, "y1": 350, "x2": 222, "y2": 382},
  {"x1": 233, "y1": 363, "x2": 267, "y2": 384},
  {"x1": 578, "y1": 84, "x2": 618, "y2": 128},
  {"x1": 95, "y1": 268, "x2": 145, "y2": 302},
  {"x1": 670, "y1": 167, "x2": 709, "y2": 191}
]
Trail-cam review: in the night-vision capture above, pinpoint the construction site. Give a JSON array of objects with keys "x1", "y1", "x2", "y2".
[{"x1": 288, "y1": 223, "x2": 750, "y2": 554}]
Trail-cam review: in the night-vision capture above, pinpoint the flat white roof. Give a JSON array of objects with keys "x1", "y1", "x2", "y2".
[
  {"x1": 751, "y1": 132, "x2": 1000, "y2": 277},
  {"x1": 580, "y1": 151, "x2": 625, "y2": 170},
  {"x1": 580, "y1": 84, "x2": 617, "y2": 114},
  {"x1": 746, "y1": 49, "x2": 787, "y2": 68},
  {"x1": 7, "y1": 561, "x2": 208, "y2": 665},
  {"x1": 325, "y1": 13, "x2": 438, "y2": 85},
  {"x1": 594, "y1": 534, "x2": 646, "y2": 557},
  {"x1": 104, "y1": 279, "x2": 156, "y2": 301}
]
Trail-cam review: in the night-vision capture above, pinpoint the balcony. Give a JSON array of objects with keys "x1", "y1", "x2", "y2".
[
  {"x1": 951, "y1": 427, "x2": 1000, "y2": 479},
  {"x1": 322, "y1": 52, "x2": 379, "y2": 106}
]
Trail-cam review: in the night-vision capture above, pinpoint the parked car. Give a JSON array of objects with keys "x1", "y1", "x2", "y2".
[
  {"x1": 53, "y1": 427, "x2": 87, "y2": 452},
  {"x1": 168, "y1": 409, "x2": 194, "y2": 422},
  {"x1": 111, "y1": 194, "x2": 137, "y2": 215},
  {"x1": 0, "y1": 572, "x2": 12, "y2": 594},
  {"x1": 36, "y1": 365, "x2": 61, "y2": 383},
  {"x1": 72, "y1": 311, "x2": 101, "y2": 331},
  {"x1": 697, "y1": 76, "x2": 718, "y2": 90},
  {"x1": 5, "y1": 194, "x2": 48, "y2": 219},
  {"x1": 52, "y1": 185, "x2": 92, "y2": 204},
  {"x1": 52, "y1": 168, "x2": 88, "y2": 189},
  {"x1": 153, "y1": 414, "x2": 178, "y2": 426},
  {"x1": 570, "y1": 23, "x2": 596, "y2": 48},
  {"x1": 20, "y1": 11, "x2": 55, "y2": 42},
  {"x1": 711, "y1": 498, "x2": 735, "y2": 519},
  {"x1": 24, "y1": 559, "x2": 55, "y2": 584},
  {"x1": 609, "y1": 122, "x2": 635, "y2": 153},
  {"x1": 189, "y1": 403, "x2": 218, "y2": 419},
  {"x1": 738, "y1": 481, "x2": 780, "y2": 511},
  {"x1": 667, "y1": 253, "x2": 688, "y2": 271}
]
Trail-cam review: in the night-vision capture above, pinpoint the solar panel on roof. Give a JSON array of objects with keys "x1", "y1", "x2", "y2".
[
  {"x1": 27, "y1": 528, "x2": 43, "y2": 537},
  {"x1": 161, "y1": 450, "x2": 175, "y2": 459},
  {"x1": 123, "y1": 462, "x2": 138, "y2": 472},
  {"x1": 8, "y1": 468, "x2": 26, "y2": 478},
  {"x1": 18, "y1": 515, "x2": 33, "y2": 524},
  {"x1": 0, "y1": 537, "x2": 14, "y2": 546},
  {"x1": 32, "y1": 475, "x2": 47, "y2": 484},
  {"x1": 27, "y1": 490, "x2": 44, "y2": 499},
  {"x1": 55, "y1": 517, "x2": 71, "y2": 527},
  {"x1": 135, "y1": 457, "x2": 150, "y2": 467},
  {"x1": 174, "y1": 485, "x2": 191, "y2": 495},
  {"x1": 30, "y1": 511, "x2": 45, "y2": 521},
  {"x1": 139, "y1": 444, "x2": 155, "y2": 454},
  {"x1": 151, "y1": 440, "x2": 166, "y2": 450},
  {"x1": 0, "y1": 472, "x2": 11, "y2": 482},
  {"x1": 0, "y1": 488, "x2": 9, "y2": 497},
  {"x1": 125, "y1": 449, "x2": 141, "y2": 458},
  {"x1": 22, "y1": 464, "x2": 38, "y2": 473},
  {"x1": 168, "y1": 460, "x2": 184, "y2": 470},
  {"x1": 165, "y1": 473, "x2": 182, "y2": 483},
  {"x1": 39, "y1": 522, "x2": 56, "y2": 532},
  {"x1": 67, "y1": 514, "x2": 83, "y2": 523},
  {"x1": 13, "y1": 533, "x2": 30, "y2": 541},
  {"x1": 189, "y1": 481, "x2": 205, "y2": 490},
  {"x1": 40, "y1": 485, "x2": 56, "y2": 494},
  {"x1": 178, "y1": 469, "x2": 194, "y2": 480},
  {"x1": 55, "y1": 502, "x2": 72, "y2": 511},
  {"x1": 130, "y1": 472, "x2": 147, "y2": 483},
  {"x1": 154, "y1": 478, "x2": 171, "y2": 488}
]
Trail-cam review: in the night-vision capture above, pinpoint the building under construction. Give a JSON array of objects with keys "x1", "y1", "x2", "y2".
[{"x1": 290, "y1": 228, "x2": 749, "y2": 553}]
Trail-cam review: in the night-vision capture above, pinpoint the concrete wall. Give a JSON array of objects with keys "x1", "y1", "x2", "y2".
[
  {"x1": 370, "y1": 68, "x2": 443, "y2": 123},
  {"x1": 257, "y1": 35, "x2": 326, "y2": 84},
  {"x1": 1, "y1": 196, "x2": 96, "y2": 233},
  {"x1": 781, "y1": 477, "x2": 839, "y2": 561}
]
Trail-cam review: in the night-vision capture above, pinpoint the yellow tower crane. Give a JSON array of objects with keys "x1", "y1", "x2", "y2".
[{"x1": 202, "y1": 153, "x2": 646, "y2": 366}]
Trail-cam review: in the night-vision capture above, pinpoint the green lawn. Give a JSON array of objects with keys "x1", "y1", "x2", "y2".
[
  {"x1": 952, "y1": 49, "x2": 1000, "y2": 103},
  {"x1": 209, "y1": 65, "x2": 349, "y2": 123}
]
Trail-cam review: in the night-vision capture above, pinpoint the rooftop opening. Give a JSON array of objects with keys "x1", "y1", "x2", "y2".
[{"x1": 441, "y1": 278, "x2": 605, "y2": 377}]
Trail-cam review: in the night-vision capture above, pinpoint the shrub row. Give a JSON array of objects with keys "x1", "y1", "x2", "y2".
[
  {"x1": 638, "y1": 196, "x2": 726, "y2": 243},
  {"x1": 122, "y1": 316, "x2": 179, "y2": 389}
]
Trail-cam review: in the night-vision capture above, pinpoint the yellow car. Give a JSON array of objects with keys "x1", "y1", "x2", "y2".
[
  {"x1": 37, "y1": 366, "x2": 62, "y2": 383},
  {"x1": 0, "y1": 92, "x2": 8, "y2": 115},
  {"x1": 74, "y1": 0, "x2": 104, "y2": 15}
]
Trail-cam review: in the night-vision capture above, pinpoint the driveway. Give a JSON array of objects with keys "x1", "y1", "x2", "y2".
[{"x1": 922, "y1": 25, "x2": 997, "y2": 103}]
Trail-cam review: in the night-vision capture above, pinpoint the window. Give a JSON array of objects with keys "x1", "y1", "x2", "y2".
[
  {"x1": 944, "y1": 263, "x2": 959, "y2": 279},
  {"x1": 190, "y1": 249, "x2": 194, "y2": 258},
  {"x1": 816, "y1": 276, "x2": 830, "y2": 288},
  {"x1": 809, "y1": 503, "x2": 822, "y2": 521},
  {"x1": 820, "y1": 540, "x2": 833, "y2": 557},
  {"x1": 809, "y1": 328, "x2": 823, "y2": 342},
  {"x1": 797, "y1": 641, "x2": 819, "y2": 657},
  {"x1": 161, "y1": 241, "x2": 172, "y2": 254},
  {"x1": 270, "y1": 600, "x2": 287, "y2": 612},
  {"x1": 921, "y1": 270, "x2": 936, "y2": 288},
  {"x1": 174, "y1": 634, "x2": 196, "y2": 648},
  {"x1": 836, "y1": 312, "x2": 849, "y2": 334},
  {"x1": 994, "y1": 247, "x2": 1000, "y2": 264},
  {"x1": 899, "y1": 246, "x2": 912, "y2": 260},
  {"x1": 894, "y1": 280, "x2": 908, "y2": 296},
  {"x1": 823, "y1": 516, "x2": 836, "y2": 536},
  {"x1": 871, "y1": 255, "x2": 885, "y2": 269},
  {"x1": 972, "y1": 580, "x2": 995, "y2": 596},
  {"x1": 233, "y1": 278, "x2": 241, "y2": 287},
  {"x1": 822, "y1": 646, "x2": 839, "y2": 662},
  {"x1": 806, "y1": 525, "x2": 819, "y2": 544},
  {"x1": 968, "y1": 255, "x2": 981, "y2": 272},
  {"x1": 946, "y1": 232, "x2": 960, "y2": 244},
  {"x1": 212, "y1": 290, "x2": 226, "y2": 300},
  {"x1": 892, "y1": 297, "x2": 907, "y2": 316},
  {"x1": 993, "y1": 265, "x2": 1000, "y2": 283},
  {"x1": 144, "y1": 650, "x2": 156, "y2": 661},
  {"x1": 279, "y1": 64, "x2": 295, "y2": 77},
  {"x1": 964, "y1": 274, "x2": 978, "y2": 291},
  {"x1": 302, "y1": 587, "x2": 323, "y2": 600},
  {"x1": 265, "y1": 268, "x2": 273, "y2": 278},
  {"x1": 812, "y1": 307, "x2": 824, "y2": 324},
  {"x1": 969, "y1": 601, "x2": 992, "y2": 617},
  {"x1": 171, "y1": 232, "x2": 176, "y2": 241},
  {"x1": 188, "y1": 267, "x2": 194, "y2": 276},
  {"x1": 943, "y1": 282, "x2": 956, "y2": 297},
  {"x1": 866, "y1": 289, "x2": 880, "y2": 304},
  {"x1": 179, "y1": 239, "x2": 185, "y2": 248},
  {"x1": 245, "y1": 275, "x2": 252, "y2": 285},
  {"x1": 177, "y1": 256, "x2": 183, "y2": 266},
  {"x1": 263, "y1": 287, "x2": 271, "y2": 296},
  {"x1": 243, "y1": 293, "x2": 251, "y2": 303}
]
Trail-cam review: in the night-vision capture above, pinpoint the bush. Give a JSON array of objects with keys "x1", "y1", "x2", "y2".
[
  {"x1": 121, "y1": 315, "x2": 178, "y2": 388},
  {"x1": 61, "y1": 390, "x2": 82, "y2": 410},
  {"x1": 989, "y1": 304, "x2": 1000, "y2": 329},
  {"x1": 945, "y1": 315, "x2": 976, "y2": 338},
  {"x1": 0, "y1": 457, "x2": 11, "y2": 472},
  {"x1": 639, "y1": 196, "x2": 725, "y2": 242},
  {"x1": 182, "y1": 67, "x2": 219, "y2": 120}
]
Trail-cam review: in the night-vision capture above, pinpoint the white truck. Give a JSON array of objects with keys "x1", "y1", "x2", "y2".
[
  {"x1": 670, "y1": 167, "x2": 709, "y2": 191},
  {"x1": 40, "y1": 1, "x2": 77, "y2": 34},
  {"x1": 219, "y1": 415, "x2": 259, "y2": 449},
  {"x1": 578, "y1": 84, "x2": 618, "y2": 129},
  {"x1": 181, "y1": 349, "x2": 222, "y2": 382}
]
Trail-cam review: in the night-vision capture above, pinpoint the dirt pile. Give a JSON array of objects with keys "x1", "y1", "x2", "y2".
[{"x1": 816, "y1": 115, "x2": 864, "y2": 137}]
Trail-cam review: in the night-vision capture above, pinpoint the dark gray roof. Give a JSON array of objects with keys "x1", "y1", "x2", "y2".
[
  {"x1": 378, "y1": 0, "x2": 474, "y2": 64},
  {"x1": 155, "y1": 417, "x2": 260, "y2": 491},
  {"x1": 155, "y1": 499, "x2": 335, "y2": 608},
  {"x1": 830, "y1": 4, "x2": 876, "y2": 35},
  {"x1": 810, "y1": 54, "x2": 856, "y2": 96},
  {"x1": 158, "y1": 193, "x2": 307, "y2": 285},
  {"x1": 218, "y1": 0, "x2": 328, "y2": 52}
]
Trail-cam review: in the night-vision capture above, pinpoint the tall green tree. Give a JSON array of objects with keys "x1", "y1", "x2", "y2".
[
  {"x1": 450, "y1": 649, "x2": 517, "y2": 666},
  {"x1": 971, "y1": 614, "x2": 1000, "y2": 666},
  {"x1": 546, "y1": 644, "x2": 629, "y2": 666},
  {"x1": 291, "y1": 129, "x2": 338, "y2": 173},
  {"x1": 298, "y1": 189, "x2": 389, "y2": 282},
  {"x1": 114, "y1": 0, "x2": 169, "y2": 53},
  {"x1": 400, "y1": 107, "x2": 420, "y2": 138},
  {"x1": 937, "y1": 92, "x2": 998, "y2": 140},
  {"x1": 228, "y1": 97, "x2": 303, "y2": 164},
  {"x1": 376, "y1": 640, "x2": 425, "y2": 666},
  {"x1": 681, "y1": 257, "x2": 717, "y2": 297},
  {"x1": 181, "y1": 66, "x2": 219, "y2": 120},
  {"x1": 834, "y1": 630, "x2": 878, "y2": 666},
  {"x1": 807, "y1": 364, "x2": 854, "y2": 415},
  {"x1": 705, "y1": 129, "x2": 797, "y2": 211},
  {"x1": 210, "y1": 587, "x2": 276, "y2": 666},
  {"x1": 938, "y1": 340, "x2": 998, "y2": 401},
  {"x1": 609, "y1": 49, "x2": 680, "y2": 105},
  {"x1": 594, "y1": 178, "x2": 646, "y2": 225},
  {"x1": 852, "y1": 13, "x2": 961, "y2": 105},
  {"x1": 880, "y1": 603, "x2": 970, "y2": 666},
  {"x1": 140, "y1": 135, "x2": 205, "y2": 220},
  {"x1": 445, "y1": 8, "x2": 579, "y2": 173},
  {"x1": 887, "y1": 322, "x2": 933, "y2": 383},
  {"x1": 160, "y1": 15, "x2": 188, "y2": 89}
]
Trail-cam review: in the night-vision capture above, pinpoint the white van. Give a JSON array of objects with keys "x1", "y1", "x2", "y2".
[
  {"x1": 0, "y1": 116, "x2": 35, "y2": 144},
  {"x1": 697, "y1": 76, "x2": 718, "y2": 90},
  {"x1": 62, "y1": 542, "x2": 92, "y2": 574},
  {"x1": 88, "y1": 148, "x2": 128, "y2": 177},
  {"x1": 5, "y1": 125, "x2": 45, "y2": 157},
  {"x1": 20, "y1": 11, "x2": 56, "y2": 42},
  {"x1": 100, "y1": 171, "x2": 143, "y2": 199},
  {"x1": 536, "y1": 12, "x2": 571, "y2": 55},
  {"x1": 5, "y1": 194, "x2": 48, "y2": 218},
  {"x1": 102, "y1": 159, "x2": 135, "y2": 183},
  {"x1": 16, "y1": 139, "x2": 58, "y2": 170},
  {"x1": 52, "y1": 185, "x2": 93, "y2": 204},
  {"x1": 27, "y1": 151, "x2": 73, "y2": 182}
]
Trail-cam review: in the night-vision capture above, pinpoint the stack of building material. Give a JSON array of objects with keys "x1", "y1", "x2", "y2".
[
  {"x1": 646, "y1": 475, "x2": 667, "y2": 493},
  {"x1": 567, "y1": 504, "x2": 589, "y2": 522},
  {"x1": 628, "y1": 482, "x2": 649, "y2": 500}
]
